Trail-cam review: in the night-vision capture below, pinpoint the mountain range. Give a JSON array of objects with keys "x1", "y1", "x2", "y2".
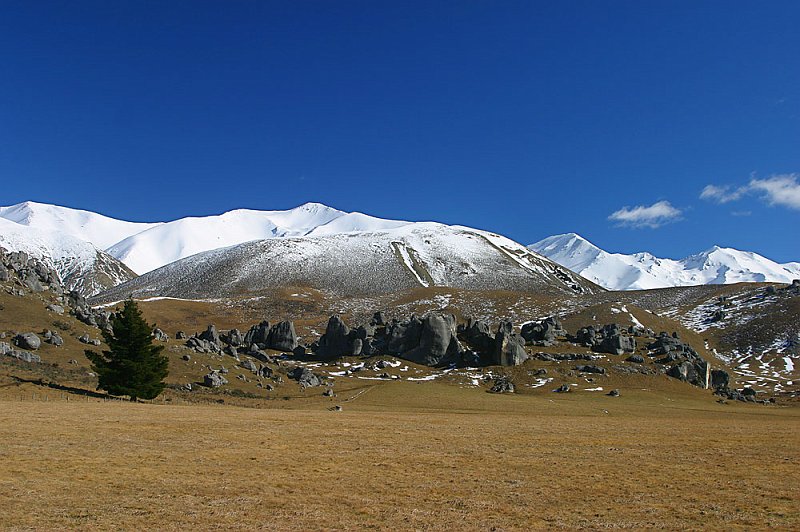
[
  {"x1": 529, "y1": 233, "x2": 800, "y2": 291},
  {"x1": 0, "y1": 201, "x2": 595, "y2": 297},
  {"x1": 0, "y1": 201, "x2": 796, "y2": 296}
]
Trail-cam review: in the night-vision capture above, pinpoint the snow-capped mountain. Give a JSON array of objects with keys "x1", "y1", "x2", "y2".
[
  {"x1": 95, "y1": 223, "x2": 598, "y2": 301},
  {"x1": 0, "y1": 217, "x2": 136, "y2": 295},
  {"x1": 529, "y1": 233, "x2": 800, "y2": 291},
  {"x1": 0, "y1": 201, "x2": 159, "y2": 250},
  {"x1": 105, "y1": 203, "x2": 357, "y2": 274},
  {"x1": 1, "y1": 200, "x2": 596, "y2": 296}
]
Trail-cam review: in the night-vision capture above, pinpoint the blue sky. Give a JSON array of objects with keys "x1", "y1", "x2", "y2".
[{"x1": 1, "y1": 1, "x2": 798, "y2": 261}]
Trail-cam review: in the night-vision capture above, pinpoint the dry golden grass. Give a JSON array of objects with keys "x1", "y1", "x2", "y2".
[{"x1": 1, "y1": 382, "x2": 798, "y2": 530}]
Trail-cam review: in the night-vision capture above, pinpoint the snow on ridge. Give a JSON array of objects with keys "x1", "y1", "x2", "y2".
[
  {"x1": 0, "y1": 200, "x2": 160, "y2": 250},
  {"x1": 530, "y1": 233, "x2": 800, "y2": 291}
]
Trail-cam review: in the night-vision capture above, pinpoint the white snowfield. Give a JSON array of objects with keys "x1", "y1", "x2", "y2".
[
  {"x1": 0, "y1": 201, "x2": 159, "y2": 250},
  {"x1": 529, "y1": 233, "x2": 800, "y2": 291}
]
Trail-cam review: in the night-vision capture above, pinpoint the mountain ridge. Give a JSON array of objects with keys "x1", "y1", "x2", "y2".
[
  {"x1": 529, "y1": 233, "x2": 800, "y2": 291},
  {"x1": 93, "y1": 223, "x2": 599, "y2": 301}
]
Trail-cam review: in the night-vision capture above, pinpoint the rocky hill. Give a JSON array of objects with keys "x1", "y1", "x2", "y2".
[
  {"x1": 93, "y1": 223, "x2": 600, "y2": 301},
  {"x1": 0, "y1": 218, "x2": 136, "y2": 296}
]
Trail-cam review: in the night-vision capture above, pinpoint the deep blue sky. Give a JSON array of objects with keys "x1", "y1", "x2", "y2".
[{"x1": 1, "y1": 1, "x2": 798, "y2": 261}]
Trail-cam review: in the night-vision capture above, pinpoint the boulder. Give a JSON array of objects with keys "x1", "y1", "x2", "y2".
[
  {"x1": 520, "y1": 316, "x2": 565, "y2": 346},
  {"x1": 186, "y1": 336, "x2": 220, "y2": 354},
  {"x1": 607, "y1": 389, "x2": 620, "y2": 397},
  {"x1": 222, "y1": 328, "x2": 245, "y2": 347},
  {"x1": 14, "y1": 332, "x2": 41, "y2": 351},
  {"x1": 244, "y1": 321, "x2": 270, "y2": 347},
  {"x1": 494, "y1": 321, "x2": 527, "y2": 366},
  {"x1": 240, "y1": 359, "x2": 258, "y2": 373},
  {"x1": 203, "y1": 371, "x2": 228, "y2": 388},
  {"x1": 626, "y1": 354, "x2": 645, "y2": 363},
  {"x1": 386, "y1": 315, "x2": 423, "y2": 355},
  {"x1": 595, "y1": 334, "x2": 636, "y2": 355},
  {"x1": 198, "y1": 325, "x2": 220, "y2": 346},
  {"x1": 46, "y1": 304, "x2": 65, "y2": 315},
  {"x1": 575, "y1": 365, "x2": 605, "y2": 374},
  {"x1": 400, "y1": 313, "x2": 462, "y2": 366},
  {"x1": 370, "y1": 311, "x2": 387, "y2": 326},
  {"x1": 42, "y1": 330, "x2": 63, "y2": 347},
  {"x1": 489, "y1": 376, "x2": 515, "y2": 393},
  {"x1": 8, "y1": 349, "x2": 41, "y2": 363},
  {"x1": 152, "y1": 328, "x2": 169, "y2": 342},
  {"x1": 574, "y1": 326, "x2": 597, "y2": 347},
  {"x1": 289, "y1": 367, "x2": 323, "y2": 388},
  {"x1": 351, "y1": 338, "x2": 363, "y2": 356},
  {"x1": 711, "y1": 369, "x2": 730, "y2": 390},
  {"x1": 459, "y1": 318, "x2": 495, "y2": 355},
  {"x1": 316, "y1": 316, "x2": 353, "y2": 357},
  {"x1": 667, "y1": 359, "x2": 709, "y2": 388},
  {"x1": 292, "y1": 345, "x2": 307, "y2": 357},
  {"x1": 266, "y1": 321, "x2": 298, "y2": 351},
  {"x1": 554, "y1": 384, "x2": 571, "y2": 393}
]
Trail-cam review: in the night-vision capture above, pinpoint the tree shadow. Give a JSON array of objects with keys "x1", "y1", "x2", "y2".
[{"x1": 10, "y1": 376, "x2": 108, "y2": 398}]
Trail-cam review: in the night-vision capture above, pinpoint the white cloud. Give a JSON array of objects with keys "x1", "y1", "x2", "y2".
[
  {"x1": 701, "y1": 173, "x2": 800, "y2": 211},
  {"x1": 608, "y1": 200, "x2": 683, "y2": 228},
  {"x1": 748, "y1": 174, "x2": 800, "y2": 210},
  {"x1": 700, "y1": 184, "x2": 746, "y2": 204}
]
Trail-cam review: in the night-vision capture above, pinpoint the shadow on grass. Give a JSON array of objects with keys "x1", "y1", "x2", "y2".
[{"x1": 10, "y1": 376, "x2": 108, "y2": 398}]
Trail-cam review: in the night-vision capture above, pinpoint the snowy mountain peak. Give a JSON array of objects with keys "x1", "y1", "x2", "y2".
[
  {"x1": 530, "y1": 234, "x2": 800, "y2": 290},
  {"x1": 0, "y1": 201, "x2": 161, "y2": 250}
]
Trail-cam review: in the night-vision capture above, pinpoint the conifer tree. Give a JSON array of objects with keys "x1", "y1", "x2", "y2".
[{"x1": 85, "y1": 298, "x2": 169, "y2": 401}]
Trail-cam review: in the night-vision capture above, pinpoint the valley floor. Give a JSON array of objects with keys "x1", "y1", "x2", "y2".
[{"x1": 1, "y1": 382, "x2": 798, "y2": 530}]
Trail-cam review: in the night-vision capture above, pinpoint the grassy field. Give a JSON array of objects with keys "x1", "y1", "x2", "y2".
[{"x1": 1, "y1": 382, "x2": 798, "y2": 530}]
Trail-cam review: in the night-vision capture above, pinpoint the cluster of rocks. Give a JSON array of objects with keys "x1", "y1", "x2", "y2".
[
  {"x1": 708, "y1": 370, "x2": 770, "y2": 404},
  {"x1": 186, "y1": 325, "x2": 224, "y2": 354},
  {"x1": 648, "y1": 333, "x2": 713, "y2": 389},
  {"x1": 0, "y1": 341, "x2": 41, "y2": 363},
  {"x1": 243, "y1": 321, "x2": 298, "y2": 352},
  {"x1": 786, "y1": 279, "x2": 800, "y2": 295},
  {"x1": 41, "y1": 330, "x2": 63, "y2": 346},
  {"x1": 489, "y1": 376, "x2": 515, "y2": 393},
  {"x1": 520, "y1": 317, "x2": 566, "y2": 347},
  {"x1": 458, "y1": 318, "x2": 527, "y2": 366},
  {"x1": 314, "y1": 313, "x2": 464, "y2": 367},
  {"x1": 152, "y1": 328, "x2": 169, "y2": 342},
  {"x1": 78, "y1": 334, "x2": 101, "y2": 346},
  {"x1": 186, "y1": 321, "x2": 299, "y2": 359},
  {"x1": 288, "y1": 367, "x2": 323, "y2": 388},
  {"x1": 0, "y1": 249, "x2": 112, "y2": 332},
  {"x1": 534, "y1": 352, "x2": 598, "y2": 362},
  {"x1": 68, "y1": 291, "x2": 113, "y2": 331},
  {"x1": 0, "y1": 249, "x2": 61, "y2": 295},
  {"x1": 573, "y1": 324, "x2": 637, "y2": 355},
  {"x1": 203, "y1": 370, "x2": 228, "y2": 388}
]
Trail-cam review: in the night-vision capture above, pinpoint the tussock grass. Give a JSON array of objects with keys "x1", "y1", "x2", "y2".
[{"x1": 1, "y1": 384, "x2": 798, "y2": 530}]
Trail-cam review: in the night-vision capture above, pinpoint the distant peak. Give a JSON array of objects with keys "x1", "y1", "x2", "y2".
[{"x1": 295, "y1": 201, "x2": 337, "y2": 211}]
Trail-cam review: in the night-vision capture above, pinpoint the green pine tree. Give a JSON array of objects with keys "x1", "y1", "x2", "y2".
[{"x1": 85, "y1": 298, "x2": 169, "y2": 401}]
